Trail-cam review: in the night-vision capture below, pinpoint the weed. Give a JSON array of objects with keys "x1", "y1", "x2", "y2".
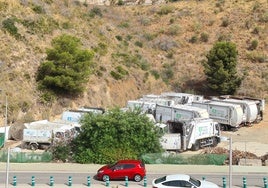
[
  {"x1": 150, "y1": 69, "x2": 160, "y2": 80},
  {"x1": 189, "y1": 35, "x2": 198, "y2": 43},
  {"x1": 221, "y1": 17, "x2": 230, "y2": 27},
  {"x1": 135, "y1": 41, "x2": 143, "y2": 48},
  {"x1": 200, "y1": 32, "x2": 209, "y2": 42},
  {"x1": 248, "y1": 39, "x2": 258, "y2": 50},
  {"x1": 157, "y1": 5, "x2": 174, "y2": 15},
  {"x1": 167, "y1": 24, "x2": 180, "y2": 35},
  {"x1": 246, "y1": 51, "x2": 268, "y2": 63},
  {"x1": 89, "y1": 7, "x2": 103, "y2": 18}
]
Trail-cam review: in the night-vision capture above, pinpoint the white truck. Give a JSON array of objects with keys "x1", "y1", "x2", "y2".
[
  {"x1": 192, "y1": 101, "x2": 244, "y2": 130},
  {"x1": 23, "y1": 120, "x2": 79, "y2": 150},
  {"x1": 211, "y1": 98, "x2": 258, "y2": 125},
  {"x1": 154, "y1": 104, "x2": 209, "y2": 123},
  {"x1": 159, "y1": 118, "x2": 221, "y2": 151},
  {"x1": 160, "y1": 92, "x2": 204, "y2": 105}
]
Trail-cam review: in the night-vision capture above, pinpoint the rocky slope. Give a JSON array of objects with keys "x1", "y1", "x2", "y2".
[{"x1": 0, "y1": 0, "x2": 267, "y2": 125}]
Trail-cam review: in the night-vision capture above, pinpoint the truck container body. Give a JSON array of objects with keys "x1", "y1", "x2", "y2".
[
  {"x1": 127, "y1": 100, "x2": 156, "y2": 113},
  {"x1": 159, "y1": 118, "x2": 220, "y2": 151},
  {"x1": 219, "y1": 95, "x2": 265, "y2": 122},
  {"x1": 160, "y1": 92, "x2": 204, "y2": 105},
  {"x1": 23, "y1": 120, "x2": 80, "y2": 150},
  {"x1": 155, "y1": 104, "x2": 209, "y2": 123},
  {"x1": 192, "y1": 101, "x2": 244, "y2": 129},
  {"x1": 211, "y1": 98, "x2": 258, "y2": 124},
  {"x1": 139, "y1": 94, "x2": 175, "y2": 106}
]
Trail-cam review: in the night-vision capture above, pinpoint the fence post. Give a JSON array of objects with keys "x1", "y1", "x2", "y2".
[
  {"x1": 68, "y1": 176, "x2": 72, "y2": 186},
  {"x1": 125, "y1": 176, "x2": 128, "y2": 187},
  {"x1": 243, "y1": 177, "x2": 247, "y2": 188},
  {"x1": 13, "y1": 176, "x2": 17, "y2": 186},
  {"x1": 105, "y1": 176, "x2": 109, "y2": 187},
  {"x1": 264, "y1": 177, "x2": 268, "y2": 188},
  {"x1": 87, "y1": 176, "x2": 91, "y2": 187},
  {"x1": 222, "y1": 177, "x2": 226, "y2": 188},
  {"x1": 50, "y1": 176, "x2": 54, "y2": 186},
  {"x1": 144, "y1": 176, "x2": 147, "y2": 187},
  {"x1": 31, "y1": 176, "x2": 35, "y2": 186}
]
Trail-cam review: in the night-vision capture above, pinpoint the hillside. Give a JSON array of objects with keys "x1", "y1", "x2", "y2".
[{"x1": 0, "y1": 0, "x2": 267, "y2": 126}]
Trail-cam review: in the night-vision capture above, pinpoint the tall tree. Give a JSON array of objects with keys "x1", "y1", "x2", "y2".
[
  {"x1": 203, "y1": 41, "x2": 242, "y2": 95},
  {"x1": 36, "y1": 34, "x2": 94, "y2": 95},
  {"x1": 71, "y1": 108, "x2": 163, "y2": 164}
]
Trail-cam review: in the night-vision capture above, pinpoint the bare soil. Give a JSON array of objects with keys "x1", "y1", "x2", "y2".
[{"x1": 214, "y1": 109, "x2": 268, "y2": 157}]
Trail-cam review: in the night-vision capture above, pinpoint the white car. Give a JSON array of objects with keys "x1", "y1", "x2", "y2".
[{"x1": 152, "y1": 174, "x2": 219, "y2": 188}]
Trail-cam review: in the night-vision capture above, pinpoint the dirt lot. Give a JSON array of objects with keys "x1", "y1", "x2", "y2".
[{"x1": 213, "y1": 109, "x2": 268, "y2": 158}]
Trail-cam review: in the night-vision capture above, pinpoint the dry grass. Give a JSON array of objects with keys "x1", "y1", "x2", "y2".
[{"x1": 0, "y1": 0, "x2": 267, "y2": 123}]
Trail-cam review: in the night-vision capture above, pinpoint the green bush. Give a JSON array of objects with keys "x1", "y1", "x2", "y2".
[
  {"x1": 157, "y1": 5, "x2": 174, "y2": 15},
  {"x1": 72, "y1": 108, "x2": 162, "y2": 164},
  {"x1": 115, "y1": 35, "x2": 123, "y2": 41},
  {"x1": 200, "y1": 32, "x2": 209, "y2": 42},
  {"x1": 221, "y1": 17, "x2": 230, "y2": 27},
  {"x1": 2, "y1": 17, "x2": 21, "y2": 39},
  {"x1": 189, "y1": 35, "x2": 198, "y2": 43},
  {"x1": 248, "y1": 39, "x2": 258, "y2": 50},
  {"x1": 89, "y1": 7, "x2": 102, "y2": 18},
  {"x1": 203, "y1": 41, "x2": 242, "y2": 94},
  {"x1": 36, "y1": 34, "x2": 94, "y2": 96},
  {"x1": 167, "y1": 24, "x2": 180, "y2": 35},
  {"x1": 32, "y1": 5, "x2": 45, "y2": 14},
  {"x1": 150, "y1": 70, "x2": 160, "y2": 80},
  {"x1": 135, "y1": 41, "x2": 143, "y2": 48}
]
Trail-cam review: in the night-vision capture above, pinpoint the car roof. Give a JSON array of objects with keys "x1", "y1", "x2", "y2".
[
  {"x1": 165, "y1": 174, "x2": 190, "y2": 181},
  {"x1": 117, "y1": 159, "x2": 142, "y2": 164}
]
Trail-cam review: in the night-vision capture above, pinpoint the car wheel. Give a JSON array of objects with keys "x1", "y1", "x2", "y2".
[
  {"x1": 134, "y1": 174, "x2": 142, "y2": 182},
  {"x1": 102, "y1": 175, "x2": 109, "y2": 182}
]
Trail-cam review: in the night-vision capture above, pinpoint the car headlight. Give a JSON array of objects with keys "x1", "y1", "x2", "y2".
[{"x1": 98, "y1": 170, "x2": 104, "y2": 174}]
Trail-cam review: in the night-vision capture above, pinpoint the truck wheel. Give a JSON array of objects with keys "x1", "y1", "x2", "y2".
[
  {"x1": 212, "y1": 137, "x2": 218, "y2": 147},
  {"x1": 191, "y1": 141, "x2": 200, "y2": 151},
  {"x1": 30, "y1": 143, "x2": 38, "y2": 150}
]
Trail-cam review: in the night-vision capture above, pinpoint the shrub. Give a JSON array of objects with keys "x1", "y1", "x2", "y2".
[
  {"x1": 135, "y1": 41, "x2": 143, "y2": 48},
  {"x1": 246, "y1": 52, "x2": 268, "y2": 63},
  {"x1": 189, "y1": 35, "x2": 198, "y2": 43},
  {"x1": 167, "y1": 24, "x2": 180, "y2": 35},
  {"x1": 150, "y1": 70, "x2": 160, "y2": 80},
  {"x1": 89, "y1": 7, "x2": 102, "y2": 18},
  {"x1": 260, "y1": 12, "x2": 268, "y2": 23},
  {"x1": 115, "y1": 35, "x2": 123, "y2": 41},
  {"x1": 221, "y1": 17, "x2": 230, "y2": 27},
  {"x1": 157, "y1": 5, "x2": 174, "y2": 15},
  {"x1": 252, "y1": 26, "x2": 260, "y2": 35},
  {"x1": 248, "y1": 39, "x2": 258, "y2": 50},
  {"x1": 2, "y1": 17, "x2": 21, "y2": 39},
  {"x1": 32, "y1": 5, "x2": 45, "y2": 14},
  {"x1": 200, "y1": 32, "x2": 209, "y2": 42}
]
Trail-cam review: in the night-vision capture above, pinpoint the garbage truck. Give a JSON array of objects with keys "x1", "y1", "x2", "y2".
[
  {"x1": 158, "y1": 118, "x2": 221, "y2": 151},
  {"x1": 154, "y1": 104, "x2": 209, "y2": 123}
]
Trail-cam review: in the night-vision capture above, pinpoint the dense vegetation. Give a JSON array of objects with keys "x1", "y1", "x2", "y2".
[
  {"x1": 203, "y1": 41, "x2": 242, "y2": 95},
  {"x1": 36, "y1": 34, "x2": 95, "y2": 97},
  {"x1": 56, "y1": 108, "x2": 162, "y2": 164},
  {"x1": 0, "y1": 0, "x2": 267, "y2": 127}
]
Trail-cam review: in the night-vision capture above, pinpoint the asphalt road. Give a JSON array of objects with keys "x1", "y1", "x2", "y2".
[
  {"x1": 0, "y1": 172, "x2": 266, "y2": 187},
  {"x1": 0, "y1": 163, "x2": 267, "y2": 187}
]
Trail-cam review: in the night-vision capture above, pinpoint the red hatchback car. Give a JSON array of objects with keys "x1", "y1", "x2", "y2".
[{"x1": 96, "y1": 159, "x2": 146, "y2": 182}]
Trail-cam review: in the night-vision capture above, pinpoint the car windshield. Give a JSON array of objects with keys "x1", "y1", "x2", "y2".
[
  {"x1": 154, "y1": 176, "x2": 167, "y2": 184},
  {"x1": 108, "y1": 162, "x2": 118, "y2": 168},
  {"x1": 189, "y1": 177, "x2": 201, "y2": 187}
]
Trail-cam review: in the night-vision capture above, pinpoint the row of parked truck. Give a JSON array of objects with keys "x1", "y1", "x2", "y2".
[
  {"x1": 125, "y1": 92, "x2": 265, "y2": 152},
  {"x1": 22, "y1": 92, "x2": 265, "y2": 152}
]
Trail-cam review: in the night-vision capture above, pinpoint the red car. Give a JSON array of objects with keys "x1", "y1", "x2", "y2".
[{"x1": 96, "y1": 159, "x2": 146, "y2": 182}]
